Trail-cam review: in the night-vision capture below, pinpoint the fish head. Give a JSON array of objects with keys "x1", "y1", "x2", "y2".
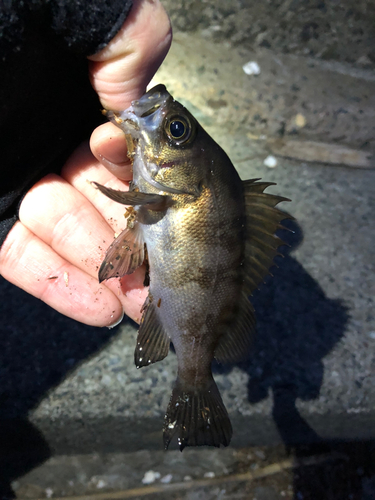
[{"x1": 105, "y1": 85, "x2": 210, "y2": 196}]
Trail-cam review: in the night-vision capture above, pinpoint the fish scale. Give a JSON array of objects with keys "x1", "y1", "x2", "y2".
[{"x1": 94, "y1": 84, "x2": 291, "y2": 450}]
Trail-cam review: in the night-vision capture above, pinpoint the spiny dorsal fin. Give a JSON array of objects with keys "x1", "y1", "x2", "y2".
[
  {"x1": 98, "y1": 223, "x2": 145, "y2": 282},
  {"x1": 135, "y1": 298, "x2": 170, "y2": 369},
  {"x1": 243, "y1": 179, "x2": 292, "y2": 295},
  {"x1": 215, "y1": 292, "x2": 256, "y2": 364}
]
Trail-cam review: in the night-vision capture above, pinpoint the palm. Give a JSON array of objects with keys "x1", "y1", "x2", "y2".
[{"x1": 1, "y1": 142, "x2": 147, "y2": 326}]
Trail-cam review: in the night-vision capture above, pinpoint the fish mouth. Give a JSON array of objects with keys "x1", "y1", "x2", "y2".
[
  {"x1": 105, "y1": 85, "x2": 172, "y2": 131},
  {"x1": 106, "y1": 85, "x2": 193, "y2": 196},
  {"x1": 131, "y1": 84, "x2": 172, "y2": 118},
  {"x1": 109, "y1": 84, "x2": 172, "y2": 138}
]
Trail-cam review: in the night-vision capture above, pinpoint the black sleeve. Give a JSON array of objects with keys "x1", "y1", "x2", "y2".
[{"x1": 0, "y1": 0, "x2": 133, "y2": 247}]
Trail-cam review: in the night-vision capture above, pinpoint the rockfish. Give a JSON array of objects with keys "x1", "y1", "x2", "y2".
[{"x1": 93, "y1": 84, "x2": 290, "y2": 450}]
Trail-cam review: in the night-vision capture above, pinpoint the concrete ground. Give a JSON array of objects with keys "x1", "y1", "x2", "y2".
[{"x1": 1, "y1": 1, "x2": 374, "y2": 498}]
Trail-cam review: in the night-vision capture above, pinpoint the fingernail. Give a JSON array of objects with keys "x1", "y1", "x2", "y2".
[
  {"x1": 107, "y1": 310, "x2": 124, "y2": 329},
  {"x1": 98, "y1": 153, "x2": 130, "y2": 169},
  {"x1": 98, "y1": 154, "x2": 133, "y2": 181}
]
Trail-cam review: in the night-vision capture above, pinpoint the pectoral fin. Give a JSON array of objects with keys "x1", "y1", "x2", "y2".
[
  {"x1": 243, "y1": 179, "x2": 292, "y2": 295},
  {"x1": 135, "y1": 298, "x2": 170, "y2": 369},
  {"x1": 92, "y1": 182, "x2": 172, "y2": 210},
  {"x1": 98, "y1": 223, "x2": 144, "y2": 282},
  {"x1": 215, "y1": 292, "x2": 256, "y2": 364}
]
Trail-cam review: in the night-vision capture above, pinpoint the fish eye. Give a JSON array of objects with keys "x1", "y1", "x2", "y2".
[
  {"x1": 170, "y1": 120, "x2": 186, "y2": 138},
  {"x1": 165, "y1": 115, "x2": 192, "y2": 145}
]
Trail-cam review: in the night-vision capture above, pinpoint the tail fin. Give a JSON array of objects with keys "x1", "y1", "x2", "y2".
[{"x1": 163, "y1": 377, "x2": 232, "y2": 451}]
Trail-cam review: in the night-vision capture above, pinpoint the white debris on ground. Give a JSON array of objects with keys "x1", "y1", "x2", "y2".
[
  {"x1": 183, "y1": 475, "x2": 192, "y2": 481},
  {"x1": 263, "y1": 155, "x2": 278, "y2": 168},
  {"x1": 204, "y1": 471, "x2": 216, "y2": 478},
  {"x1": 242, "y1": 61, "x2": 261, "y2": 75},
  {"x1": 96, "y1": 480, "x2": 106, "y2": 489},
  {"x1": 160, "y1": 474, "x2": 173, "y2": 484},
  {"x1": 142, "y1": 470, "x2": 161, "y2": 484},
  {"x1": 45, "y1": 488, "x2": 53, "y2": 498},
  {"x1": 294, "y1": 113, "x2": 307, "y2": 128},
  {"x1": 254, "y1": 449, "x2": 267, "y2": 460}
]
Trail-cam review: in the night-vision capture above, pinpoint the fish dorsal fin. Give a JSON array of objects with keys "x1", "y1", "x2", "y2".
[
  {"x1": 243, "y1": 179, "x2": 292, "y2": 295},
  {"x1": 215, "y1": 292, "x2": 256, "y2": 364},
  {"x1": 135, "y1": 297, "x2": 170, "y2": 369},
  {"x1": 98, "y1": 223, "x2": 145, "y2": 283}
]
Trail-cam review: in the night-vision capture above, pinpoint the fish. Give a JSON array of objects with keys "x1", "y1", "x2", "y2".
[{"x1": 93, "y1": 84, "x2": 291, "y2": 451}]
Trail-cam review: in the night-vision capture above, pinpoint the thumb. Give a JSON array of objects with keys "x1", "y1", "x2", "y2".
[{"x1": 88, "y1": 0, "x2": 172, "y2": 111}]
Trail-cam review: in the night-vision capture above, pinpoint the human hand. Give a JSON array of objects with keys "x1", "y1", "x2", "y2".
[{"x1": 0, "y1": 0, "x2": 172, "y2": 327}]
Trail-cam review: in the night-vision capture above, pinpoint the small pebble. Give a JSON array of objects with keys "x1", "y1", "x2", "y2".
[
  {"x1": 101, "y1": 374, "x2": 112, "y2": 386},
  {"x1": 254, "y1": 449, "x2": 266, "y2": 460},
  {"x1": 368, "y1": 331, "x2": 375, "y2": 340},
  {"x1": 242, "y1": 61, "x2": 261, "y2": 75},
  {"x1": 294, "y1": 113, "x2": 307, "y2": 128},
  {"x1": 142, "y1": 471, "x2": 161, "y2": 484},
  {"x1": 45, "y1": 488, "x2": 53, "y2": 498},
  {"x1": 184, "y1": 475, "x2": 192, "y2": 481},
  {"x1": 356, "y1": 55, "x2": 372, "y2": 67},
  {"x1": 263, "y1": 155, "x2": 278, "y2": 168},
  {"x1": 160, "y1": 474, "x2": 173, "y2": 484},
  {"x1": 204, "y1": 471, "x2": 216, "y2": 478}
]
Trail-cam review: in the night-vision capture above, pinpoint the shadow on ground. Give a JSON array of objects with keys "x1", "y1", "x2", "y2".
[
  {"x1": 246, "y1": 218, "x2": 349, "y2": 445},
  {"x1": 291, "y1": 441, "x2": 375, "y2": 500},
  {"x1": 214, "y1": 218, "x2": 349, "y2": 446},
  {"x1": 0, "y1": 277, "x2": 119, "y2": 498}
]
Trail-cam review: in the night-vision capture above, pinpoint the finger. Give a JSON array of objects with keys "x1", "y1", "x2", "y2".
[
  {"x1": 90, "y1": 123, "x2": 132, "y2": 181},
  {"x1": 19, "y1": 172, "x2": 116, "y2": 277},
  {"x1": 0, "y1": 222, "x2": 124, "y2": 327},
  {"x1": 61, "y1": 143, "x2": 149, "y2": 322},
  {"x1": 21, "y1": 153, "x2": 147, "y2": 322},
  {"x1": 88, "y1": 0, "x2": 172, "y2": 110},
  {"x1": 61, "y1": 141, "x2": 131, "y2": 234}
]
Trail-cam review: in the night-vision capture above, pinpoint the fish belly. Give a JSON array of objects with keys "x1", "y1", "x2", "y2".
[{"x1": 143, "y1": 187, "x2": 243, "y2": 379}]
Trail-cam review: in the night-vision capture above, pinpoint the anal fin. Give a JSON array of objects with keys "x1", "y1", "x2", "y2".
[
  {"x1": 135, "y1": 298, "x2": 170, "y2": 368},
  {"x1": 215, "y1": 292, "x2": 256, "y2": 365}
]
